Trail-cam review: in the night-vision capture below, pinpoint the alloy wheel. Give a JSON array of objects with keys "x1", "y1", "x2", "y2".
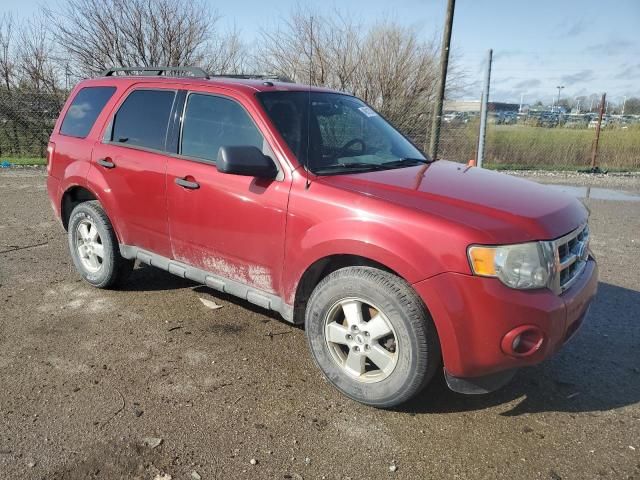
[
  {"x1": 324, "y1": 297, "x2": 398, "y2": 383},
  {"x1": 75, "y1": 218, "x2": 104, "y2": 273}
]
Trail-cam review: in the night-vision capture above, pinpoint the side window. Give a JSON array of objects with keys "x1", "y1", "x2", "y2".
[
  {"x1": 180, "y1": 93, "x2": 265, "y2": 162},
  {"x1": 59, "y1": 86, "x2": 116, "y2": 138},
  {"x1": 111, "y1": 89, "x2": 176, "y2": 151}
]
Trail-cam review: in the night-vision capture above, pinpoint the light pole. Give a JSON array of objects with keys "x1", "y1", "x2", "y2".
[
  {"x1": 555, "y1": 85, "x2": 565, "y2": 112},
  {"x1": 519, "y1": 93, "x2": 524, "y2": 113}
]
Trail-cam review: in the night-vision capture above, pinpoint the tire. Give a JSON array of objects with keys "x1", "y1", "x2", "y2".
[
  {"x1": 67, "y1": 200, "x2": 133, "y2": 288},
  {"x1": 305, "y1": 266, "x2": 441, "y2": 408}
]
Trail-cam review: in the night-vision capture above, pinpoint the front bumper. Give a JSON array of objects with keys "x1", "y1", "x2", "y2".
[{"x1": 413, "y1": 258, "x2": 598, "y2": 385}]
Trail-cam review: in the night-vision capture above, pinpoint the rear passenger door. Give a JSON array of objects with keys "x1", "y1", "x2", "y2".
[
  {"x1": 165, "y1": 91, "x2": 291, "y2": 295},
  {"x1": 89, "y1": 87, "x2": 178, "y2": 258}
]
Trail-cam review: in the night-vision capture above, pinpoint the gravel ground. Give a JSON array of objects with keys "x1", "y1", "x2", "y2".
[
  {"x1": 508, "y1": 170, "x2": 640, "y2": 191},
  {"x1": 0, "y1": 168, "x2": 639, "y2": 480}
]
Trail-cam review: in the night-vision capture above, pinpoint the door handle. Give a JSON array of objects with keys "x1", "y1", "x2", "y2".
[
  {"x1": 175, "y1": 177, "x2": 200, "y2": 190},
  {"x1": 97, "y1": 158, "x2": 116, "y2": 169}
]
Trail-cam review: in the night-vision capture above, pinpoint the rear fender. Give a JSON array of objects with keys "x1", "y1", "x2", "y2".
[{"x1": 84, "y1": 163, "x2": 130, "y2": 244}]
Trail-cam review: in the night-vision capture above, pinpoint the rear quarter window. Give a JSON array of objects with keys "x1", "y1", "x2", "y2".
[
  {"x1": 59, "y1": 86, "x2": 116, "y2": 138},
  {"x1": 110, "y1": 89, "x2": 176, "y2": 151}
]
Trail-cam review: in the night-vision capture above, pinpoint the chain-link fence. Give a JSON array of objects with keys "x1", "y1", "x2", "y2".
[
  {"x1": 1, "y1": 84, "x2": 639, "y2": 171},
  {"x1": 435, "y1": 100, "x2": 640, "y2": 171},
  {"x1": 0, "y1": 89, "x2": 66, "y2": 161}
]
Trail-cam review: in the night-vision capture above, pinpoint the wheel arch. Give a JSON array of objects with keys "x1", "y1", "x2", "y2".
[
  {"x1": 293, "y1": 253, "x2": 413, "y2": 325},
  {"x1": 61, "y1": 185, "x2": 98, "y2": 230},
  {"x1": 60, "y1": 185, "x2": 123, "y2": 244}
]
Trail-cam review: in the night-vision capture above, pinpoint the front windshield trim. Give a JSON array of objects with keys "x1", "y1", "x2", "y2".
[{"x1": 256, "y1": 91, "x2": 432, "y2": 176}]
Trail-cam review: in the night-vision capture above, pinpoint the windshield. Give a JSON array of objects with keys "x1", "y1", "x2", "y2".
[{"x1": 257, "y1": 91, "x2": 430, "y2": 175}]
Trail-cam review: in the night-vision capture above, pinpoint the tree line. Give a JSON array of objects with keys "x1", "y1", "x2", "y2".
[{"x1": 0, "y1": 0, "x2": 459, "y2": 158}]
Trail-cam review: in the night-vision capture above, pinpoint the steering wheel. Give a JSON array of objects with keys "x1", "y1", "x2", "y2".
[{"x1": 339, "y1": 138, "x2": 366, "y2": 156}]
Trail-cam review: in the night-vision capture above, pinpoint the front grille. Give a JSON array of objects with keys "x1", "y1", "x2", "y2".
[{"x1": 552, "y1": 224, "x2": 590, "y2": 294}]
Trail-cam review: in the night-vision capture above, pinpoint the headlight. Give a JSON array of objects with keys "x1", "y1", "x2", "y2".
[{"x1": 468, "y1": 241, "x2": 556, "y2": 290}]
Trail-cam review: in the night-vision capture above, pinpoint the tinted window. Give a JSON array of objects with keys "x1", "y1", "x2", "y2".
[
  {"x1": 111, "y1": 89, "x2": 175, "y2": 150},
  {"x1": 60, "y1": 86, "x2": 116, "y2": 138},
  {"x1": 180, "y1": 93, "x2": 265, "y2": 162}
]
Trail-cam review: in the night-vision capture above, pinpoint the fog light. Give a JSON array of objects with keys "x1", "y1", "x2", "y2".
[{"x1": 502, "y1": 326, "x2": 544, "y2": 357}]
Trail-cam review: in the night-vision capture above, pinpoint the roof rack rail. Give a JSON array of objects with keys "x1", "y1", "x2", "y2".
[
  {"x1": 210, "y1": 73, "x2": 292, "y2": 83},
  {"x1": 100, "y1": 66, "x2": 210, "y2": 79}
]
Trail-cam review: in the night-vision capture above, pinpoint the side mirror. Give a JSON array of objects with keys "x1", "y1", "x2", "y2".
[{"x1": 216, "y1": 146, "x2": 278, "y2": 179}]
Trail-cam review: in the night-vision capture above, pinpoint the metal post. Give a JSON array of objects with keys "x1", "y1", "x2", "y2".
[
  {"x1": 477, "y1": 49, "x2": 493, "y2": 168},
  {"x1": 519, "y1": 93, "x2": 524, "y2": 113},
  {"x1": 556, "y1": 85, "x2": 564, "y2": 112},
  {"x1": 590, "y1": 92, "x2": 606, "y2": 171},
  {"x1": 428, "y1": 0, "x2": 455, "y2": 160},
  {"x1": 65, "y1": 63, "x2": 71, "y2": 91}
]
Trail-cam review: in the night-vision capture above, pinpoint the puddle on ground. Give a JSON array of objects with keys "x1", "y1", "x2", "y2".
[{"x1": 546, "y1": 185, "x2": 640, "y2": 202}]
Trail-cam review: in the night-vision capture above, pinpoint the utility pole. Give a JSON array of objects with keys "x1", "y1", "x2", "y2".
[
  {"x1": 622, "y1": 96, "x2": 627, "y2": 115},
  {"x1": 590, "y1": 92, "x2": 606, "y2": 172},
  {"x1": 428, "y1": 0, "x2": 455, "y2": 160},
  {"x1": 476, "y1": 49, "x2": 493, "y2": 168}
]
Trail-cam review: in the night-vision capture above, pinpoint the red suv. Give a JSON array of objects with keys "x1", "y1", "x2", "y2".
[{"x1": 46, "y1": 67, "x2": 598, "y2": 407}]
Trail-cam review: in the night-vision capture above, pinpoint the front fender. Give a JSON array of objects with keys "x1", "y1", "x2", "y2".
[{"x1": 282, "y1": 216, "x2": 443, "y2": 305}]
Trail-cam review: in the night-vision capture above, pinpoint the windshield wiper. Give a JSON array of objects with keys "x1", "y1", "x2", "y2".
[
  {"x1": 381, "y1": 157, "x2": 431, "y2": 168},
  {"x1": 314, "y1": 159, "x2": 431, "y2": 175},
  {"x1": 314, "y1": 162, "x2": 387, "y2": 174}
]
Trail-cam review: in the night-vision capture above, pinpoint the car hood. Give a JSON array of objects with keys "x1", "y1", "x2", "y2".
[{"x1": 316, "y1": 160, "x2": 587, "y2": 243}]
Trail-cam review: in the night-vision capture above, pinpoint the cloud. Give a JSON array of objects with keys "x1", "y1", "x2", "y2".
[
  {"x1": 566, "y1": 21, "x2": 587, "y2": 37},
  {"x1": 458, "y1": 80, "x2": 483, "y2": 98},
  {"x1": 555, "y1": 18, "x2": 590, "y2": 38},
  {"x1": 493, "y1": 76, "x2": 517, "y2": 83},
  {"x1": 615, "y1": 63, "x2": 640, "y2": 79},
  {"x1": 492, "y1": 50, "x2": 523, "y2": 62},
  {"x1": 560, "y1": 69, "x2": 594, "y2": 84},
  {"x1": 514, "y1": 79, "x2": 542, "y2": 89},
  {"x1": 585, "y1": 38, "x2": 636, "y2": 56},
  {"x1": 488, "y1": 87, "x2": 544, "y2": 104}
]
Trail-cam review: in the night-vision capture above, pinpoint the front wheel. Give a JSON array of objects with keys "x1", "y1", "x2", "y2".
[
  {"x1": 68, "y1": 201, "x2": 133, "y2": 288},
  {"x1": 305, "y1": 266, "x2": 440, "y2": 408}
]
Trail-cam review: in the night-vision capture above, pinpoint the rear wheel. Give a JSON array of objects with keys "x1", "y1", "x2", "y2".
[
  {"x1": 68, "y1": 201, "x2": 133, "y2": 288},
  {"x1": 305, "y1": 266, "x2": 440, "y2": 408}
]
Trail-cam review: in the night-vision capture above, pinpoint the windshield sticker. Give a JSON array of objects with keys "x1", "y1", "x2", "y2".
[{"x1": 358, "y1": 106, "x2": 378, "y2": 117}]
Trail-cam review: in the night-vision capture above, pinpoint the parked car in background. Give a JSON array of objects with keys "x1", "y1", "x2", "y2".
[
  {"x1": 589, "y1": 117, "x2": 608, "y2": 128},
  {"x1": 46, "y1": 67, "x2": 598, "y2": 407},
  {"x1": 538, "y1": 113, "x2": 560, "y2": 127},
  {"x1": 443, "y1": 112, "x2": 469, "y2": 125}
]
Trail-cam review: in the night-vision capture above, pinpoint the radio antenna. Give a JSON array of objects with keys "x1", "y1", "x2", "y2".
[{"x1": 304, "y1": 15, "x2": 313, "y2": 189}]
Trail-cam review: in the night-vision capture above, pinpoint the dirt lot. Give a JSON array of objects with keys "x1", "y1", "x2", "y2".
[{"x1": 1, "y1": 169, "x2": 639, "y2": 480}]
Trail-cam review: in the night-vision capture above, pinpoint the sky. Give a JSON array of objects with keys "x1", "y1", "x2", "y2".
[{"x1": 3, "y1": 0, "x2": 639, "y2": 105}]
